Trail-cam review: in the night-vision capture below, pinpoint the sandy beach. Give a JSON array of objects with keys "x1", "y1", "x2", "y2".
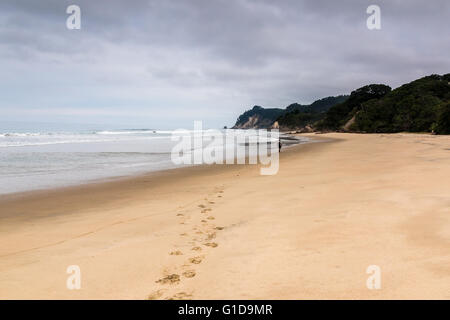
[{"x1": 0, "y1": 133, "x2": 449, "y2": 299}]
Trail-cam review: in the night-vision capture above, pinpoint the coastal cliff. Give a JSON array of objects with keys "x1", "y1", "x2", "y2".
[
  {"x1": 232, "y1": 73, "x2": 450, "y2": 134},
  {"x1": 232, "y1": 96, "x2": 348, "y2": 130}
]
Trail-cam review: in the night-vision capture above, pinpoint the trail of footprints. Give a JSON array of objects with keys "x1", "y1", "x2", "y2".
[{"x1": 148, "y1": 186, "x2": 226, "y2": 300}]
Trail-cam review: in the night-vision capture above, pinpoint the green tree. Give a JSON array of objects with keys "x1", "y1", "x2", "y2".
[{"x1": 435, "y1": 103, "x2": 450, "y2": 134}]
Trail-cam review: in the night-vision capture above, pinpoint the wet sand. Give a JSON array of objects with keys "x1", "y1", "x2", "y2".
[{"x1": 0, "y1": 133, "x2": 449, "y2": 299}]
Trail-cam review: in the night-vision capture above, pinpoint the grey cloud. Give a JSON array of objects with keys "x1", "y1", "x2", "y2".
[{"x1": 0, "y1": 0, "x2": 449, "y2": 128}]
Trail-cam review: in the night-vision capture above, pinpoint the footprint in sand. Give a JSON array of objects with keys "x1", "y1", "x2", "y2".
[
  {"x1": 201, "y1": 209, "x2": 212, "y2": 213},
  {"x1": 155, "y1": 274, "x2": 180, "y2": 284},
  {"x1": 176, "y1": 213, "x2": 184, "y2": 216},
  {"x1": 208, "y1": 201, "x2": 215, "y2": 204},
  {"x1": 204, "y1": 242, "x2": 218, "y2": 248},
  {"x1": 189, "y1": 256, "x2": 203, "y2": 264},
  {"x1": 206, "y1": 232, "x2": 216, "y2": 240},
  {"x1": 147, "y1": 289, "x2": 165, "y2": 300},
  {"x1": 182, "y1": 270, "x2": 196, "y2": 278},
  {"x1": 192, "y1": 246, "x2": 202, "y2": 251},
  {"x1": 215, "y1": 227, "x2": 224, "y2": 230},
  {"x1": 201, "y1": 220, "x2": 207, "y2": 223},
  {"x1": 169, "y1": 292, "x2": 193, "y2": 300},
  {"x1": 180, "y1": 233, "x2": 188, "y2": 236},
  {"x1": 207, "y1": 216, "x2": 215, "y2": 220},
  {"x1": 198, "y1": 204, "x2": 206, "y2": 208},
  {"x1": 169, "y1": 250, "x2": 183, "y2": 256}
]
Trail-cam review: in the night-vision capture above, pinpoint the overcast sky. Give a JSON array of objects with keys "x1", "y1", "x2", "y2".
[{"x1": 0, "y1": 0, "x2": 449, "y2": 129}]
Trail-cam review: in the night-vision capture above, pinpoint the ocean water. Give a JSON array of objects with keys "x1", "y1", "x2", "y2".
[{"x1": 0, "y1": 122, "x2": 308, "y2": 195}]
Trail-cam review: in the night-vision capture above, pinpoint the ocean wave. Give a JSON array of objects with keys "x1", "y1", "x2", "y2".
[
  {"x1": 0, "y1": 136, "x2": 172, "y2": 148},
  {"x1": 0, "y1": 132, "x2": 44, "y2": 137},
  {"x1": 0, "y1": 129, "x2": 159, "y2": 137},
  {"x1": 0, "y1": 129, "x2": 290, "y2": 148},
  {"x1": 0, "y1": 139, "x2": 112, "y2": 148},
  {"x1": 95, "y1": 130, "x2": 157, "y2": 135},
  {"x1": 0, "y1": 129, "x2": 230, "y2": 137}
]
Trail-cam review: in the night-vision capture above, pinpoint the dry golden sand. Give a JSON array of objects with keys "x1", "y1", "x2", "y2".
[{"x1": 0, "y1": 133, "x2": 449, "y2": 299}]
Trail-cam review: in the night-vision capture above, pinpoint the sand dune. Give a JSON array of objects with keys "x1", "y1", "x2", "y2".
[{"x1": 0, "y1": 133, "x2": 449, "y2": 299}]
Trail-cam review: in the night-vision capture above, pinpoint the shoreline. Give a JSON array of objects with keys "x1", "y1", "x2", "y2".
[
  {"x1": 0, "y1": 135, "x2": 330, "y2": 221},
  {"x1": 1, "y1": 133, "x2": 449, "y2": 299},
  {"x1": 0, "y1": 132, "x2": 309, "y2": 199}
]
